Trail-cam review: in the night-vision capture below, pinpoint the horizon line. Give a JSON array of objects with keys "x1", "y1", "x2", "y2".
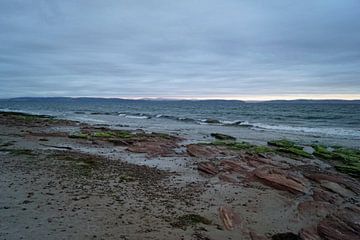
[{"x1": 2, "y1": 96, "x2": 360, "y2": 102}]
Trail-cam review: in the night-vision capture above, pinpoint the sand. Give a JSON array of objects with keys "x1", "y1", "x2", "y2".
[{"x1": 0, "y1": 112, "x2": 359, "y2": 240}]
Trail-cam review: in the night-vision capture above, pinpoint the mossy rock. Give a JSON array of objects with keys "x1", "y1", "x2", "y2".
[
  {"x1": 210, "y1": 133, "x2": 236, "y2": 141},
  {"x1": 268, "y1": 139, "x2": 302, "y2": 150},
  {"x1": 92, "y1": 131, "x2": 116, "y2": 138},
  {"x1": 171, "y1": 214, "x2": 212, "y2": 229},
  {"x1": 312, "y1": 145, "x2": 333, "y2": 159},
  {"x1": 211, "y1": 140, "x2": 273, "y2": 154},
  {"x1": 268, "y1": 139, "x2": 312, "y2": 158},
  {"x1": 68, "y1": 133, "x2": 89, "y2": 139},
  {"x1": 276, "y1": 147, "x2": 312, "y2": 158},
  {"x1": 312, "y1": 144, "x2": 360, "y2": 178}
]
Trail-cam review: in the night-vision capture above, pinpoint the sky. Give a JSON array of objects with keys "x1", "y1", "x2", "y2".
[{"x1": 0, "y1": 0, "x2": 360, "y2": 100}]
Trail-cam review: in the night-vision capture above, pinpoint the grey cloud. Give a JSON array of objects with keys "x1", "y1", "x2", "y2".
[{"x1": 0, "y1": 0, "x2": 360, "y2": 99}]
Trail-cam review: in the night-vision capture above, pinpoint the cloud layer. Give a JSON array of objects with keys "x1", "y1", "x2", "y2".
[{"x1": 1, "y1": 0, "x2": 360, "y2": 99}]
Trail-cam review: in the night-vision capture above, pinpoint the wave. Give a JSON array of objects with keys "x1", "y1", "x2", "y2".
[
  {"x1": 251, "y1": 123, "x2": 360, "y2": 138},
  {"x1": 66, "y1": 110, "x2": 360, "y2": 138}
]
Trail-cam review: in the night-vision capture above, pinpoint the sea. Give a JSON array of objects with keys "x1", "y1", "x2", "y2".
[{"x1": 1, "y1": 98, "x2": 359, "y2": 148}]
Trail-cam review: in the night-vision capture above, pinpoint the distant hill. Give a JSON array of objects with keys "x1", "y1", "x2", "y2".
[
  {"x1": 4, "y1": 97, "x2": 246, "y2": 103},
  {"x1": 2, "y1": 97, "x2": 359, "y2": 104},
  {"x1": 262, "y1": 99, "x2": 360, "y2": 104}
]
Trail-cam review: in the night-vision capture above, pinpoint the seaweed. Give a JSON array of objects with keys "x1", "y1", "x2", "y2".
[
  {"x1": 68, "y1": 133, "x2": 89, "y2": 139},
  {"x1": 211, "y1": 140, "x2": 273, "y2": 154},
  {"x1": 268, "y1": 140, "x2": 312, "y2": 158},
  {"x1": 268, "y1": 139, "x2": 303, "y2": 150},
  {"x1": 312, "y1": 144, "x2": 360, "y2": 177}
]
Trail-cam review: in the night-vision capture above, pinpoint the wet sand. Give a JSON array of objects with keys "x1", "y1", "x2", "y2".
[{"x1": 0, "y1": 112, "x2": 359, "y2": 240}]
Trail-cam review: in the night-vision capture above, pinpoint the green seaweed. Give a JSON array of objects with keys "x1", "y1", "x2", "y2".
[
  {"x1": 92, "y1": 131, "x2": 115, "y2": 138},
  {"x1": 312, "y1": 145, "x2": 333, "y2": 159},
  {"x1": 276, "y1": 147, "x2": 312, "y2": 158},
  {"x1": 268, "y1": 139, "x2": 302, "y2": 150},
  {"x1": 211, "y1": 140, "x2": 273, "y2": 154},
  {"x1": 268, "y1": 139, "x2": 312, "y2": 158},
  {"x1": 1, "y1": 112, "x2": 54, "y2": 122},
  {"x1": 312, "y1": 145, "x2": 360, "y2": 177},
  {"x1": 171, "y1": 214, "x2": 212, "y2": 229},
  {"x1": 68, "y1": 133, "x2": 89, "y2": 139}
]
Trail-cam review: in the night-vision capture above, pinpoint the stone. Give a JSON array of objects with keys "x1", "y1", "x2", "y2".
[
  {"x1": 197, "y1": 162, "x2": 219, "y2": 175},
  {"x1": 187, "y1": 144, "x2": 222, "y2": 158},
  {"x1": 299, "y1": 227, "x2": 322, "y2": 240},
  {"x1": 254, "y1": 166, "x2": 310, "y2": 194},
  {"x1": 210, "y1": 133, "x2": 236, "y2": 141},
  {"x1": 219, "y1": 206, "x2": 241, "y2": 230},
  {"x1": 317, "y1": 207, "x2": 360, "y2": 240}
]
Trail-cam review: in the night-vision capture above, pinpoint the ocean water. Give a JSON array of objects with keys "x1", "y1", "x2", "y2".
[{"x1": 1, "y1": 98, "x2": 359, "y2": 147}]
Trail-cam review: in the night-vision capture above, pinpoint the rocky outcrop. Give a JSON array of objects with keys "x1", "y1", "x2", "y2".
[
  {"x1": 187, "y1": 144, "x2": 223, "y2": 158},
  {"x1": 197, "y1": 162, "x2": 219, "y2": 175},
  {"x1": 210, "y1": 133, "x2": 236, "y2": 141},
  {"x1": 317, "y1": 207, "x2": 360, "y2": 240},
  {"x1": 127, "y1": 141, "x2": 178, "y2": 157},
  {"x1": 299, "y1": 227, "x2": 322, "y2": 240},
  {"x1": 253, "y1": 166, "x2": 310, "y2": 194}
]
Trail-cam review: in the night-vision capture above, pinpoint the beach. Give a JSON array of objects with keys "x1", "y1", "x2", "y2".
[{"x1": 0, "y1": 111, "x2": 359, "y2": 240}]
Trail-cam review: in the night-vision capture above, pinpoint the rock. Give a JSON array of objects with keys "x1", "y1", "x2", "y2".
[
  {"x1": 297, "y1": 200, "x2": 332, "y2": 218},
  {"x1": 299, "y1": 226, "x2": 322, "y2": 240},
  {"x1": 250, "y1": 231, "x2": 269, "y2": 240},
  {"x1": 220, "y1": 160, "x2": 254, "y2": 173},
  {"x1": 218, "y1": 206, "x2": 241, "y2": 230},
  {"x1": 210, "y1": 133, "x2": 236, "y2": 141},
  {"x1": 127, "y1": 141, "x2": 177, "y2": 157},
  {"x1": 312, "y1": 188, "x2": 342, "y2": 204},
  {"x1": 187, "y1": 144, "x2": 222, "y2": 158},
  {"x1": 197, "y1": 162, "x2": 219, "y2": 175},
  {"x1": 317, "y1": 207, "x2": 360, "y2": 240},
  {"x1": 204, "y1": 119, "x2": 221, "y2": 124},
  {"x1": 320, "y1": 180, "x2": 354, "y2": 198},
  {"x1": 218, "y1": 173, "x2": 240, "y2": 184},
  {"x1": 254, "y1": 166, "x2": 310, "y2": 194},
  {"x1": 298, "y1": 166, "x2": 360, "y2": 194},
  {"x1": 271, "y1": 232, "x2": 301, "y2": 240}
]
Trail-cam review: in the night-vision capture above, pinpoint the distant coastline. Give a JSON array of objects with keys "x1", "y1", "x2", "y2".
[{"x1": 1, "y1": 97, "x2": 360, "y2": 104}]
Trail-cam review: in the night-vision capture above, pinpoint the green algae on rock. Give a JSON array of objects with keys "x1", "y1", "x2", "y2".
[
  {"x1": 268, "y1": 139, "x2": 312, "y2": 158},
  {"x1": 312, "y1": 144, "x2": 360, "y2": 177},
  {"x1": 211, "y1": 140, "x2": 273, "y2": 154}
]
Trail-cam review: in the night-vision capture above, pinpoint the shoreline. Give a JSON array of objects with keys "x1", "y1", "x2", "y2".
[{"x1": 0, "y1": 111, "x2": 359, "y2": 239}]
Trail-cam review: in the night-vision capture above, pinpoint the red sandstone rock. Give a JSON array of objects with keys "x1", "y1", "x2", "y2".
[
  {"x1": 253, "y1": 166, "x2": 310, "y2": 194},
  {"x1": 297, "y1": 165, "x2": 360, "y2": 194},
  {"x1": 127, "y1": 141, "x2": 177, "y2": 157},
  {"x1": 299, "y1": 226, "x2": 322, "y2": 240},
  {"x1": 312, "y1": 188, "x2": 342, "y2": 204},
  {"x1": 219, "y1": 206, "x2": 242, "y2": 230},
  {"x1": 218, "y1": 173, "x2": 240, "y2": 184},
  {"x1": 220, "y1": 159, "x2": 254, "y2": 173},
  {"x1": 297, "y1": 200, "x2": 332, "y2": 218},
  {"x1": 317, "y1": 207, "x2": 360, "y2": 240},
  {"x1": 197, "y1": 162, "x2": 219, "y2": 175},
  {"x1": 187, "y1": 144, "x2": 222, "y2": 158}
]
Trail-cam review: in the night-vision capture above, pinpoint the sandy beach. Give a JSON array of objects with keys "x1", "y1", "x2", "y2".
[{"x1": 0, "y1": 111, "x2": 359, "y2": 240}]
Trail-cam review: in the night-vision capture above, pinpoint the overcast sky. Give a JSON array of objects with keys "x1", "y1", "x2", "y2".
[{"x1": 1, "y1": 0, "x2": 359, "y2": 100}]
